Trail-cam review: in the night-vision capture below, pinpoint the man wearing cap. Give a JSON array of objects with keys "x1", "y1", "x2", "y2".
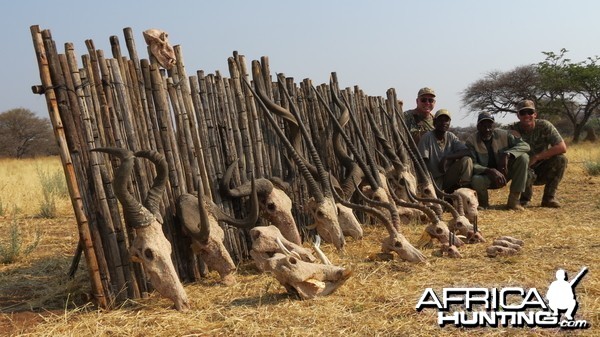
[
  {"x1": 466, "y1": 112, "x2": 530, "y2": 210},
  {"x1": 404, "y1": 87, "x2": 436, "y2": 143},
  {"x1": 509, "y1": 100, "x2": 567, "y2": 208},
  {"x1": 417, "y1": 109, "x2": 472, "y2": 193}
]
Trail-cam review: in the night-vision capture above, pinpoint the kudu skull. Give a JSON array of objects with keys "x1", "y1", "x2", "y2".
[{"x1": 91, "y1": 147, "x2": 190, "y2": 311}]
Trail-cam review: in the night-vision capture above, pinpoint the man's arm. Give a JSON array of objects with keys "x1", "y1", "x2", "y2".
[{"x1": 530, "y1": 140, "x2": 567, "y2": 167}]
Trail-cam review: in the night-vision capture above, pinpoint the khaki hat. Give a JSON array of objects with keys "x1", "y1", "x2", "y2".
[
  {"x1": 417, "y1": 87, "x2": 436, "y2": 97},
  {"x1": 517, "y1": 99, "x2": 535, "y2": 111},
  {"x1": 477, "y1": 112, "x2": 495, "y2": 125},
  {"x1": 434, "y1": 109, "x2": 451, "y2": 119}
]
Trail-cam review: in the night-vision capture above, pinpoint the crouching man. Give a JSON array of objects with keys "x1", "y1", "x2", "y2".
[
  {"x1": 466, "y1": 112, "x2": 530, "y2": 210},
  {"x1": 418, "y1": 109, "x2": 472, "y2": 193},
  {"x1": 509, "y1": 100, "x2": 567, "y2": 208}
]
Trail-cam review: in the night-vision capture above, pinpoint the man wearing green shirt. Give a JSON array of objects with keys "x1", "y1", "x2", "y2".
[
  {"x1": 509, "y1": 100, "x2": 567, "y2": 208},
  {"x1": 404, "y1": 87, "x2": 436, "y2": 144},
  {"x1": 466, "y1": 112, "x2": 530, "y2": 210}
]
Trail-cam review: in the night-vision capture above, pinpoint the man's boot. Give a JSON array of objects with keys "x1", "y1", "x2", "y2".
[
  {"x1": 541, "y1": 195, "x2": 561, "y2": 208},
  {"x1": 507, "y1": 191, "x2": 525, "y2": 211}
]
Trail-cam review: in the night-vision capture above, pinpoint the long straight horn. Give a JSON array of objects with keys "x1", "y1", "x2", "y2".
[
  {"x1": 134, "y1": 150, "x2": 168, "y2": 221},
  {"x1": 366, "y1": 107, "x2": 405, "y2": 173},
  {"x1": 243, "y1": 74, "x2": 324, "y2": 203},
  {"x1": 92, "y1": 147, "x2": 154, "y2": 228},
  {"x1": 340, "y1": 93, "x2": 382, "y2": 187},
  {"x1": 277, "y1": 73, "x2": 332, "y2": 197}
]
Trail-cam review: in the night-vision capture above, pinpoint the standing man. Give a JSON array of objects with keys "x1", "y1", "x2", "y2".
[
  {"x1": 404, "y1": 87, "x2": 436, "y2": 143},
  {"x1": 418, "y1": 109, "x2": 473, "y2": 193},
  {"x1": 466, "y1": 112, "x2": 530, "y2": 210},
  {"x1": 510, "y1": 100, "x2": 567, "y2": 208}
]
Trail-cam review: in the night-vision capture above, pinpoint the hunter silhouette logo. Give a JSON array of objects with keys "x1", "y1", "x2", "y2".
[
  {"x1": 546, "y1": 267, "x2": 587, "y2": 321},
  {"x1": 415, "y1": 267, "x2": 590, "y2": 329}
]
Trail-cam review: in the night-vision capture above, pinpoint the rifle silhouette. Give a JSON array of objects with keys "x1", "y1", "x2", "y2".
[{"x1": 569, "y1": 267, "x2": 588, "y2": 288}]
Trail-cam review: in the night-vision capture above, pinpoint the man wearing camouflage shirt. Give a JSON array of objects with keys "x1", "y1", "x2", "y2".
[
  {"x1": 404, "y1": 87, "x2": 436, "y2": 144},
  {"x1": 510, "y1": 100, "x2": 567, "y2": 208}
]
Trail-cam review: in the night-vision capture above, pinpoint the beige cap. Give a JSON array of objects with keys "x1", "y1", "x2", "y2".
[
  {"x1": 417, "y1": 87, "x2": 436, "y2": 97},
  {"x1": 516, "y1": 99, "x2": 535, "y2": 111},
  {"x1": 434, "y1": 109, "x2": 451, "y2": 119}
]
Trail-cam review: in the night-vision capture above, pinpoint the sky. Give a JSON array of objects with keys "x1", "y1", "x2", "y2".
[{"x1": 2, "y1": 0, "x2": 600, "y2": 127}]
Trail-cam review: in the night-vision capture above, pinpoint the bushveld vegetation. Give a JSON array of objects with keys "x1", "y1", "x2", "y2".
[{"x1": 0, "y1": 143, "x2": 598, "y2": 336}]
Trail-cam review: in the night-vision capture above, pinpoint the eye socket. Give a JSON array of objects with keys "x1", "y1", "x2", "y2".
[
  {"x1": 373, "y1": 195, "x2": 381, "y2": 201},
  {"x1": 456, "y1": 222, "x2": 464, "y2": 228},
  {"x1": 316, "y1": 210, "x2": 324, "y2": 218},
  {"x1": 267, "y1": 202, "x2": 276, "y2": 211},
  {"x1": 424, "y1": 188, "x2": 432, "y2": 195},
  {"x1": 144, "y1": 248, "x2": 154, "y2": 260},
  {"x1": 394, "y1": 241, "x2": 403, "y2": 248}
]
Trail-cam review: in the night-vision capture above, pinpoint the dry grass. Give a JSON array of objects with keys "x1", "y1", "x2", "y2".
[{"x1": 0, "y1": 143, "x2": 599, "y2": 336}]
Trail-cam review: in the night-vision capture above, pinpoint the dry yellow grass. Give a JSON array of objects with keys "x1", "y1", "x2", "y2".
[{"x1": 0, "y1": 143, "x2": 598, "y2": 336}]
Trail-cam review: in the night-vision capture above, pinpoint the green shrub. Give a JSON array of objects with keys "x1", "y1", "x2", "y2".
[
  {"x1": 0, "y1": 215, "x2": 42, "y2": 264},
  {"x1": 584, "y1": 160, "x2": 600, "y2": 176},
  {"x1": 36, "y1": 166, "x2": 68, "y2": 218}
]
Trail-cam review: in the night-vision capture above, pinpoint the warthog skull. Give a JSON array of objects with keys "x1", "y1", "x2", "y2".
[
  {"x1": 250, "y1": 226, "x2": 351, "y2": 299},
  {"x1": 486, "y1": 236, "x2": 524, "y2": 257},
  {"x1": 143, "y1": 28, "x2": 176, "y2": 69},
  {"x1": 91, "y1": 147, "x2": 190, "y2": 311}
]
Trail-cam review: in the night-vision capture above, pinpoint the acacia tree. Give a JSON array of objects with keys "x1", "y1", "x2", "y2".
[
  {"x1": 0, "y1": 108, "x2": 57, "y2": 158},
  {"x1": 461, "y1": 65, "x2": 542, "y2": 116},
  {"x1": 462, "y1": 49, "x2": 600, "y2": 142},
  {"x1": 537, "y1": 49, "x2": 600, "y2": 143}
]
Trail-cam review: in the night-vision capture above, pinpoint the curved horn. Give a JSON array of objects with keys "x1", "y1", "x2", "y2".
[
  {"x1": 213, "y1": 173, "x2": 260, "y2": 228},
  {"x1": 134, "y1": 150, "x2": 167, "y2": 220},
  {"x1": 220, "y1": 158, "x2": 274, "y2": 198},
  {"x1": 92, "y1": 147, "x2": 154, "y2": 228},
  {"x1": 276, "y1": 73, "x2": 332, "y2": 197},
  {"x1": 314, "y1": 85, "x2": 379, "y2": 191},
  {"x1": 330, "y1": 174, "x2": 394, "y2": 234},
  {"x1": 391, "y1": 180, "x2": 439, "y2": 223},
  {"x1": 244, "y1": 69, "x2": 324, "y2": 203}
]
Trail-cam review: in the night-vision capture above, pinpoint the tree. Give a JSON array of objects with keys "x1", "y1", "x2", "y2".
[
  {"x1": 537, "y1": 49, "x2": 600, "y2": 143},
  {"x1": 461, "y1": 65, "x2": 542, "y2": 116},
  {"x1": 0, "y1": 108, "x2": 57, "y2": 158},
  {"x1": 462, "y1": 49, "x2": 600, "y2": 143}
]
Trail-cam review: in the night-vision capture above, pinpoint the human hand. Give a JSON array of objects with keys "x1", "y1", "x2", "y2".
[{"x1": 485, "y1": 168, "x2": 507, "y2": 188}]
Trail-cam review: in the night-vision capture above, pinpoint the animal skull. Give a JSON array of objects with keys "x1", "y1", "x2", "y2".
[
  {"x1": 143, "y1": 28, "x2": 176, "y2": 69},
  {"x1": 250, "y1": 226, "x2": 351, "y2": 299},
  {"x1": 486, "y1": 236, "x2": 524, "y2": 257},
  {"x1": 91, "y1": 147, "x2": 190, "y2": 311},
  {"x1": 453, "y1": 188, "x2": 479, "y2": 223},
  {"x1": 336, "y1": 203, "x2": 363, "y2": 240}
]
